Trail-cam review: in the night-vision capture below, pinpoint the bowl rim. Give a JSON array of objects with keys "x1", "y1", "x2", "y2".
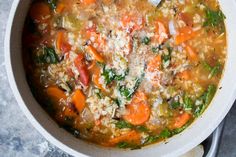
[{"x1": 4, "y1": 0, "x2": 236, "y2": 157}]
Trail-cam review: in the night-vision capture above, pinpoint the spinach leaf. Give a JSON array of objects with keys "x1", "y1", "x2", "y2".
[
  {"x1": 183, "y1": 95, "x2": 193, "y2": 111},
  {"x1": 101, "y1": 68, "x2": 116, "y2": 85},
  {"x1": 115, "y1": 120, "x2": 133, "y2": 129},
  {"x1": 159, "y1": 128, "x2": 172, "y2": 138},
  {"x1": 119, "y1": 77, "x2": 142, "y2": 100},
  {"x1": 194, "y1": 85, "x2": 216, "y2": 117},
  {"x1": 117, "y1": 142, "x2": 141, "y2": 150},
  {"x1": 162, "y1": 46, "x2": 173, "y2": 68},
  {"x1": 136, "y1": 126, "x2": 149, "y2": 132},
  {"x1": 203, "y1": 7, "x2": 225, "y2": 28},
  {"x1": 170, "y1": 101, "x2": 181, "y2": 109},
  {"x1": 142, "y1": 37, "x2": 151, "y2": 45},
  {"x1": 37, "y1": 47, "x2": 59, "y2": 64},
  {"x1": 47, "y1": 0, "x2": 57, "y2": 9},
  {"x1": 144, "y1": 128, "x2": 172, "y2": 145},
  {"x1": 202, "y1": 62, "x2": 221, "y2": 78}
]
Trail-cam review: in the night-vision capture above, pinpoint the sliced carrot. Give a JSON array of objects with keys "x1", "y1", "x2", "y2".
[
  {"x1": 86, "y1": 45, "x2": 104, "y2": 63},
  {"x1": 91, "y1": 65, "x2": 106, "y2": 91},
  {"x1": 55, "y1": 3, "x2": 65, "y2": 14},
  {"x1": 172, "y1": 112, "x2": 191, "y2": 129},
  {"x1": 72, "y1": 89, "x2": 86, "y2": 113},
  {"x1": 108, "y1": 130, "x2": 140, "y2": 146},
  {"x1": 56, "y1": 31, "x2": 71, "y2": 54},
  {"x1": 81, "y1": 0, "x2": 96, "y2": 5},
  {"x1": 123, "y1": 92, "x2": 150, "y2": 125},
  {"x1": 155, "y1": 20, "x2": 168, "y2": 44},
  {"x1": 185, "y1": 45, "x2": 198, "y2": 62},
  {"x1": 30, "y1": 2, "x2": 51, "y2": 23},
  {"x1": 88, "y1": 60, "x2": 96, "y2": 70},
  {"x1": 177, "y1": 70, "x2": 191, "y2": 80},
  {"x1": 46, "y1": 86, "x2": 67, "y2": 102},
  {"x1": 147, "y1": 55, "x2": 162, "y2": 72},
  {"x1": 175, "y1": 26, "x2": 198, "y2": 45},
  {"x1": 121, "y1": 14, "x2": 144, "y2": 32}
]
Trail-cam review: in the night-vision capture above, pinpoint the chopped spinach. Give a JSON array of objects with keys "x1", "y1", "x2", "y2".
[
  {"x1": 115, "y1": 120, "x2": 133, "y2": 129},
  {"x1": 203, "y1": 7, "x2": 225, "y2": 28},
  {"x1": 183, "y1": 95, "x2": 193, "y2": 111},
  {"x1": 202, "y1": 61, "x2": 221, "y2": 78},
  {"x1": 159, "y1": 128, "x2": 172, "y2": 138},
  {"x1": 117, "y1": 142, "x2": 141, "y2": 150},
  {"x1": 142, "y1": 36, "x2": 151, "y2": 45},
  {"x1": 170, "y1": 101, "x2": 181, "y2": 109},
  {"x1": 119, "y1": 77, "x2": 143, "y2": 100},
  {"x1": 162, "y1": 46, "x2": 173, "y2": 68},
  {"x1": 194, "y1": 85, "x2": 216, "y2": 117},
  {"x1": 136, "y1": 126, "x2": 149, "y2": 132},
  {"x1": 47, "y1": 0, "x2": 57, "y2": 9},
  {"x1": 36, "y1": 47, "x2": 59, "y2": 64},
  {"x1": 101, "y1": 68, "x2": 116, "y2": 85},
  {"x1": 144, "y1": 128, "x2": 172, "y2": 145}
]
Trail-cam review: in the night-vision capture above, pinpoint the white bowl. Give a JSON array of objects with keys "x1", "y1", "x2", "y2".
[{"x1": 4, "y1": 0, "x2": 236, "y2": 156}]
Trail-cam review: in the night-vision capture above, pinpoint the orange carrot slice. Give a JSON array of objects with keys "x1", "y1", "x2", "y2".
[
  {"x1": 108, "y1": 130, "x2": 140, "y2": 146},
  {"x1": 56, "y1": 31, "x2": 71, "y2": 54},
  {"x1": 123, "y1": 92, "x2": 150, "y2": 125},
  {"x1": 155, "y1": 20, "x2": 168, "y2": 44},
  {"x1": 81, "y1": 0, "x2": 96, "y2": 5},
  {"x1": 172, "y1": 112, "x2": 191, "y2": 129},
  {"x1": 46, "y1": 86, "x2": 67, "y2": 102},
  {"x1": 72, "y1": 89, "x2": 86, "y2": 113},
  {"x1": 185, "y1": 45, "x2": 198, "y2": 62},
  {"x1": 147, "y1": 55, "x2": 162, "y2": 72},
  {"x1": 177, "y1": 70, "x2": 191, "y2": 80},
  {"x1": 175, "y1": 26, "x2": 198, "y2": 45},
  {"x1": 55, "y1": 3, "x2": 65, "y2": 13},
  {"x1": 86, "y1": 45, "x2": 104, "y2": 63}
]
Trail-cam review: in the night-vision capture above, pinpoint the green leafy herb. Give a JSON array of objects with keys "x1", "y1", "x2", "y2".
[
  {"x1": 119, "y1": 77, "x2": 143, "y2": 100},
  {"x1": 47, "y1": 0, "x2": 58, "y2": 9},
  {"x1": 142, "y1": 37, "x2": 151, "y2": 45},
  {"x1": 115, "y1": 120, "x2": 133, "y2": 129},
  {"x1": 159, "y1": 128, "x2": 172, "y2": 138},
  {"x1": 136, "y1": 126, "x2": 149, "y2": 132},
  {"x1": 170, "y1": 101, "x2": 181, "y2": 109},
  {"x1": 117, "y1": 142, "x2": 141, "y2": 150},
  {"x1": 36, "y1": 47, "x2": 59, "y2": 64},
  {"x1": 194, "y1": 85, "x2": 216, "y2": 117},
  {"x1": 202, "y1": 62, "x2": 221, "y2": 78},
  {"x1": 94, "y1": 89, "x2": 103, "y2": 99},
  {"x1": 144, "y1": 128, "x2": 172, "y2": 145},
  {"x1": 101, "y1": 68, "x2": 116, "y2": 85},
  {"x1": 183, "y1": 95, "x2": 193, "y2": 111},
  {"x1": 203, "y1": 7, "x2": 225, "y2": 28},
  {"x1": 162, "y1": 46, "x2": 173, "y2": 68}
]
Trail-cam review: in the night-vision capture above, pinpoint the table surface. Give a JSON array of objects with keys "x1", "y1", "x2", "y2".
[{"x1": 0, "y1": 1, "x2": 236, "y2": 157}]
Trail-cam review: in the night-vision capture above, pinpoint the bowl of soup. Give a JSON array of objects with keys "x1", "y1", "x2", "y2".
[{"x1": 5, "y1": 0, "x2": 236, "y2": 156}]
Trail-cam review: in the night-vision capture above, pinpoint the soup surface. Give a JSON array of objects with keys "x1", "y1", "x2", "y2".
[{"x1": 23, "y1": 0, "x2": 226, "y2": 148}]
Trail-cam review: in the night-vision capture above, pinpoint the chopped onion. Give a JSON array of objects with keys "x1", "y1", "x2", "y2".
[{"x1": 169, "y1": 20, "x2": 176, "y2": 35}]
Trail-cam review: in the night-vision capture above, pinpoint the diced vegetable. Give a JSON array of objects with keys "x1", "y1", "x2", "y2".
[
  {"x1": 37, "y1": 47, "x2": 59, "y2": 64},
  {"x1": 108, "y1": 130, "x2": 140, "y2": 146},
  {"x1": 72, "y1": 89, "x2": 86, "y2": 112},
  {"x1": 175, "y1": 26, "x2": 198, "y2": 45},
  {"x1": 47, "y1": 0, "x2": 57, "y2": 9},
  {"x1": 46, "y1": 86, "x2": 67, "y2": 102},
  {"x1": 154, "y1": 20, "x2": 168, "y2": 44},
  {"x1": 56, "y1": 31, "x2": 71, "y2": 54},
  {"x1": 74, "y1": 54, "x2": 90, "y2": 86},
  {"x1": 63, "y1": 15, "x2": 82, "y2": 31},
  {"x1": 115, "y1": 120, "x2": 133, "y2": 129},
  {"x1": 177, "y1": 70, "x2": 191, "y2": 80},
  {"x1": 86, "y1": 45, "x2": 105, "y2": 63},
  {"x1": 204, "y1": 7, "x2": 225, "y2": 28},
  {"x1": 142, "y1": 36, "x2": 151, "y2": 45},
  {"x1": 81, "y1": 0, "x2": 96, "y2": 5},
  {"x1": 185, "y1": 45, "x2": 198, "y2": 62},
  {"x1": 55, "y1": 3, "x2": 65, "y2": 13},
  {"x1": 123, "y1": 92, "x2": 150, "y2": 125},
  {"x1": 172, "y1": 112, "x2": 191, "y2": 129}
]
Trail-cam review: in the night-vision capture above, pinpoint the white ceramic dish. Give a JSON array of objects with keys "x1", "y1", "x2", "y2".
[{"x1": 4, "y1": 0, "x2": 236, "y2": 157}]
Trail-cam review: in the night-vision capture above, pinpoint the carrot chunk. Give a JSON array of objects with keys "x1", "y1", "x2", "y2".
[
  {"x1": 86, "y1": 45, "x2": 104, "y2": 63},
  {"x1": 55, "y1": 3, "x2": 65, "y2": 14},
  {"x1": 72, "y1": 89, "x2": 86, "y2": 113},
  {"x1": 175, "y1": 26, "x2": 198, "y2": 45},
  {"x1": 56, "y1": 31, "x2": 71, "y2": 54},
  {"x1": 46, "y1": 86, "x2": 67, "y2": 102},
  {"x1": 108, "y1": 130, "x2": 140, "y2": 146},
  {"x1": 123, "y1": 92, "x2": 150, "y2": 125},
  {"x1": 185, "y1": 45, "x2": 198, "y2": 62},
  {"x1": 81, "y1": 0, "x2": 96, "y2": 5},
  {"x1": 147, "y1": 55, "x2": 162, "y2": 72},
  {"x1": 155, "y1": 20, "x2": 168, "y2": 44},
  {"x1": 172, "y1": 112, "x2": 191, "y2": 129}
]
